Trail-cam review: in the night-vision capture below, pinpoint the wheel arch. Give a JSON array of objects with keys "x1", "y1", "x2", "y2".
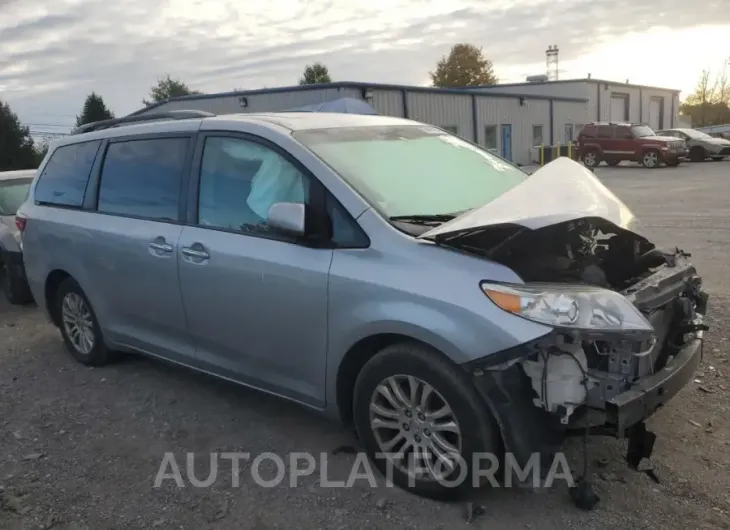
[
  {"x1": 45, "y1": 269, "x2": 73, "y2": 326},
  {"x1": 335, "y1": 331, "x2": 459, "y2": 428}
]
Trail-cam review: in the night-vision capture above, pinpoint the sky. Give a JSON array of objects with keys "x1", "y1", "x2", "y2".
[{"x1": 1, "y1": 0, "x2": 729, "y2": 137}]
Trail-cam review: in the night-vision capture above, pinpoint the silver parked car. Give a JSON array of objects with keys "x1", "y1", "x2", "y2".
[
  {"x1": 0, "y1": 169, "x2": 35, "y2": 304},
  {"x1": 657, "y1": 127, "x2": 730, "y2": 162},
  {"x1": 17, "y1": 111, "x2": 708, "y2": 502}
]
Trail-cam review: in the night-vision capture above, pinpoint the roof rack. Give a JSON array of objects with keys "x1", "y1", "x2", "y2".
[{"x1": 71, "y1": 110, "x2": 216, "y2": 135}]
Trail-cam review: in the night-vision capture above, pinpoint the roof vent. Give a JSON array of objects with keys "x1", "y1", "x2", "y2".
[{"x1": 526, "y1": 74, "x2": 549, "y2": 83}]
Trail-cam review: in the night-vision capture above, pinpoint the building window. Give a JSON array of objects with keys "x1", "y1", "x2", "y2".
[
  {"x1": 532, "y1": 125, "x2": 544, "y2": 146},
  {"x1": 484, "y1": 125, "x2": 498, "y2": 151},
  {"x1": 565, "y1": 124, "x2": 574, "y2": 143},
  {"x1": 442, "y1": 125, "x2": 458, "y2": 135}
]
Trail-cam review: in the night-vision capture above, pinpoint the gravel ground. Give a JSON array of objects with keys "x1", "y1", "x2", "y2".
[{"x1": 1, "y1": 160, "x2": 730, "y2": 530}]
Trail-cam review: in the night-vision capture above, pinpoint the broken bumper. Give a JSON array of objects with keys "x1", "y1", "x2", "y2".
[{"x1": 604, "y1": 335, "x2": 702, "y2": 436}]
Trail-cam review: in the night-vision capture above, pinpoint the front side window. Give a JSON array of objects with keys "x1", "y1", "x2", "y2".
[
  {"x1": 532, "y1": 125, "x2": 544, "y2": 146},
  {"x1": 34, "y1": 140, "x2": 101, "y2": 207},
  {"x1": 631, "y1": 125, "x2": 656, "y2": 138},
  {"x1": 98, "y1": 137, "x2": 188, "y2": 221},
  {"x1": 294, "y1": 125, "x2": 526, "y2": 219},
  {"x1": 197, "y1": 137, "x2": 310, "y2": 232},
  {"x1": 616, "y1": 126, "x2": 633, "y2": 139},
  {"x1": 0, "y1": 178, "x2": 32, "y2": 215}
]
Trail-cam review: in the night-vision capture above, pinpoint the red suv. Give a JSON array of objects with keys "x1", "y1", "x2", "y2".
[{"x1": 576, "y1": 122, "x2": 688, "y2": 169}]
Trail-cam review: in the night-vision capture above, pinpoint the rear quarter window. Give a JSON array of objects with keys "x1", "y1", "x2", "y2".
[
  {"x1": 34, "y1": 140, "x2": 102, "y2": 207},
  {"x1": 580, "y1": 125, "x2": 597, "y2": 138}
]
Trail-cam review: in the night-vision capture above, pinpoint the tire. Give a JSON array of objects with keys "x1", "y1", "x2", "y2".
[
  {"x1": 581, "y1": 150, "x2": 600, "y2": 168},
  {"x1": 353, "y1": 342, "x2": 500, "y2": 500},
  {"x1": 606, "y1": 160, "x2": 620, "y2": 167},
  {"x1": 641, "y1": 150, "x2": 660, "y2": 169},
  {"x1": 711, "y1": 156, "x2": 725, "y2": 161},
  {"x1": 0, "y1": 261, "x2": 33, "y2": 305},
  {"x1": 54, "y1": 277, "x2": 116, "y2": 366},
  {"x1": 689, "y1": 146, "x2": 706, "y2": 162}
]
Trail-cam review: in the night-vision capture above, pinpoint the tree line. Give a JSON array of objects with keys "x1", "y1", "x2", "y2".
[{"x1": 2, "y1": 44, "x2": 725, "y2": 171}]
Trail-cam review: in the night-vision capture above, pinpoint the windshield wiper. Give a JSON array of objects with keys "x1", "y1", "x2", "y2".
[{"x1": 389, "y1": 214, "x2": 457, "y2": 226}]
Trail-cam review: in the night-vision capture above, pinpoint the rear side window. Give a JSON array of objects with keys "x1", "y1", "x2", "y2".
[
  {"x1": 34, "y1": 140, "x2": 101, "y2": 207},
  {"x1": 97, "y1": 137, "x2": 188, "y2": 222},
  {"x1": 597, "y1": 126, "x2": 614, "y2": 138}
]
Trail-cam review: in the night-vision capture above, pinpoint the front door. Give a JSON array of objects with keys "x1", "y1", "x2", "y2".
[
  {"x1": 500, "y1": 124, "x2": 513, "y2": 161},
  {"x1": 177, "y1": 134, "x2": 333, "y2": 407}
]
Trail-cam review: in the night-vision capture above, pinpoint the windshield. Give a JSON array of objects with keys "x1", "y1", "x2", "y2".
[
  {"x1": 0, "y1": 178, "x2": 32, "y2": 216},
  {"x1": 682, "y1": 129, "x2": 712, "y2": 140},
  {"x1": 293, "y1": 125, "x2": 527, "y2": 219},
  {"x1": 631, "y1": 125, "x2": 656, "y2": 138}
]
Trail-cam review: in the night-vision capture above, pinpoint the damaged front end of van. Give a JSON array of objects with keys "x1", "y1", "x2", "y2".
[{"x1": 419, "y1": 158, "x2": 709, "y2": 508}]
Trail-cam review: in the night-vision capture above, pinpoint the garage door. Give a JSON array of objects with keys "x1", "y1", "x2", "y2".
[
  {"x1": 649, "y1": 98, "x2": 662, "y2": 130},
  {"x1": 610, "y1": 95, "x2": 627, "y2": 122}
]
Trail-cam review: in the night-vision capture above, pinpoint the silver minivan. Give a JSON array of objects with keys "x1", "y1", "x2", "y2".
[{"x1": 18, "y1": 111, "x2": 708, "y2": 501}]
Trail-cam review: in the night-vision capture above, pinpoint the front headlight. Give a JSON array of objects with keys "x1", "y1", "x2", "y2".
[{"x1": 481, "y1": 282, "x2": 654, "y2": 332}]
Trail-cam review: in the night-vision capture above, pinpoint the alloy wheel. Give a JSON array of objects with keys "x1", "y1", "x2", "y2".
[
  {"x1": 61, "y1": 292, "x2": 95, "y2": 355},
  {"x1": 369, "y1": 375, "x2": 463, "y2": 482},
  {"x1": 643, "y1": 152, "x2": 659, "y2": 168}
]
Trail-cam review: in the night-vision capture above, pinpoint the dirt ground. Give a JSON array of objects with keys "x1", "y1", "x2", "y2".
[{"x1": 1, "y1": 160, "x2": 729, "y2": 530}]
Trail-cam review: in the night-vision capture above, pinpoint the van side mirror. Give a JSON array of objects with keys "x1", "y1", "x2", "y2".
[{"x1": 266, "y1": 202, "x2": 305, "y2": 235}]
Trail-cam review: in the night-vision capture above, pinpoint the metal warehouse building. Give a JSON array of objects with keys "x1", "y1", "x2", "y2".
[{"x1": 130, "y1": 78, "x2": 680, "y2": 166}]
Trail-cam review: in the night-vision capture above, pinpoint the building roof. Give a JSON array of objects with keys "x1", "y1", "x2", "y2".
[
  {"x1": 130, "y1": 80, "x2": 588, "y2": 116},
  {"x1": 462, "y1": 78, "x2": 682, "y2": 93}
]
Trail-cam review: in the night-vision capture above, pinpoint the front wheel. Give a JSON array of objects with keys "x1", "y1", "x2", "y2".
[
  {"x1": 353, "y1": 342, "x2": 500, "y2": 500},
  {"x1": 689, "y1": 146, "x2": 706, "y2": 162},
  {"x1": 642, "y1": 150, "x2": 660, "y2": 168}
]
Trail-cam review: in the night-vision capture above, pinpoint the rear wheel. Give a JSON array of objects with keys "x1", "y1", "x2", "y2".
[
  {"x1": 642, "y1": 150, "x2": 660, "y2": 168},
  {"x1": 0, "y1": 261, "x2": 33, "y2": 305},
  {"x1": 353, "y1": 342, "x2": 500, "y2": 500},
  {"x1": 581, "y1": 150, "x2": 600, "y2": 168},
  {"x1": 689, "y1": 146, "x2": 706, "y2": 162},
  {"x1": 55, "y1": 278, "x2": 116, "y2": 366}
]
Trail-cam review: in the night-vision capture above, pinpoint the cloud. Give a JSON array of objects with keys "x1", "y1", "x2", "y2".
[{"x1": 0, "y1": 0, "x2": 728, "y2": 133}]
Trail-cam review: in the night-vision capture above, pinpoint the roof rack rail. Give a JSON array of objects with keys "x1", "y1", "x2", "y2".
[{"x1": 71, "y1": 110, "x2": 216, "y2": 135}]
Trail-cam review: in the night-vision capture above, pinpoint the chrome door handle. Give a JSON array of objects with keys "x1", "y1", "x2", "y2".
[
  {"x1": 149, "y1": 242, "x2": 173, "y2": 253},
  {"x1": 181, "y1": 247, "x2": 210, "y2": 260}
]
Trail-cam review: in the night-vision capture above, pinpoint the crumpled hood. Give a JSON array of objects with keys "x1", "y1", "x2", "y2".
[
  {"x1": 703, "y1": 137, "x2": 730, "y2": 146},
  {"x1": 419, "y1": 157, "x2": 642, "y2": 241},
  {"x1": 641, "y1": 135, "x2": 680, "y2": 143}
]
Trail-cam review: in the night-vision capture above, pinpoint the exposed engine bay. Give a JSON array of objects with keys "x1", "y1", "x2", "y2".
[{"x1": 442, "y1": 216, "x2": 709, "y2": 426}]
